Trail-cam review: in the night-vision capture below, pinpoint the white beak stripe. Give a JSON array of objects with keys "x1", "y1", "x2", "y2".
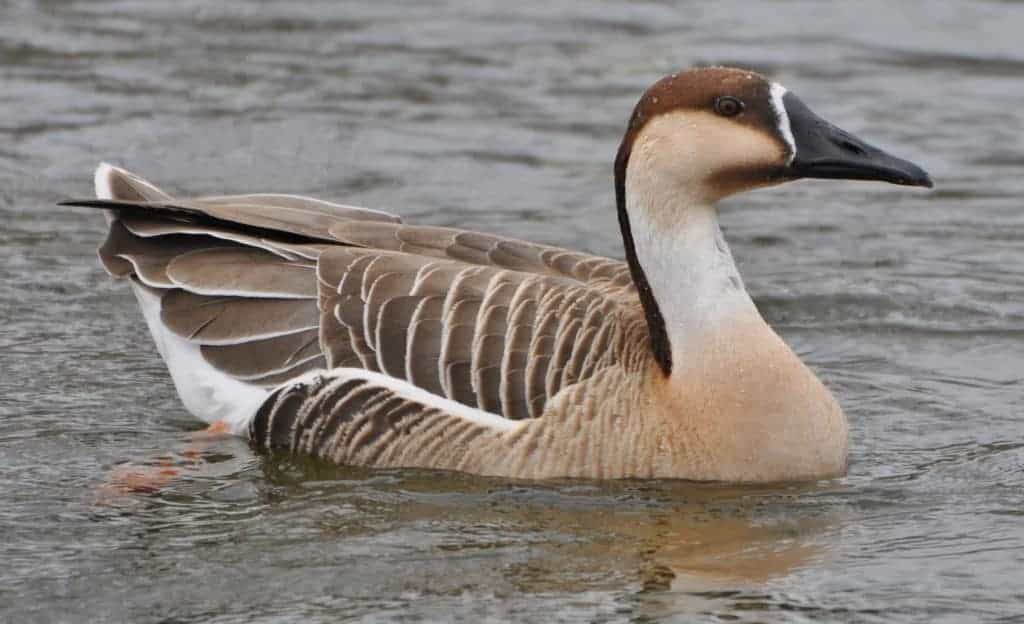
[{"x1": 770, "y1": 83, "x2": 796, "y2": 165}]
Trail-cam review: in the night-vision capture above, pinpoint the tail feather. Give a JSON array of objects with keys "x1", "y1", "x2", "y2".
[
  {"x1": 95, "y1": 162, "x2": 171, "y2": 202},
  {"x1": 66, "y1": 163, "x2": 401, "y2": 245},
  {"x1": 72, "y1": 163, "x2": 355, "y2": 432}
]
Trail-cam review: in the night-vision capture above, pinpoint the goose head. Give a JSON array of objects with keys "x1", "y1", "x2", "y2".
[
  {"x1": 614, "y1": 67, "x2": 932, "y2": 377},
  {"x1": 615, "y1": 67, "x2": 932, "y2": 205}
]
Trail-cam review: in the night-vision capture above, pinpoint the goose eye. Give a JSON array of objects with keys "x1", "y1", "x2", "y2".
[{"x1": 714, "y1": 96, "x2": 744, "y2": 118}]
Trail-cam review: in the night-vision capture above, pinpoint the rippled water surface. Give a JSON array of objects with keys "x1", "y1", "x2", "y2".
[{"x1": 2, "y1": 1, "x2": 1023, "y2": 621}]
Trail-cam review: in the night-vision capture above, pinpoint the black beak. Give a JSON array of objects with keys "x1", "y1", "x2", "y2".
[{"x1": 783, "y1": 92, "x2": 933, "y2": 188}]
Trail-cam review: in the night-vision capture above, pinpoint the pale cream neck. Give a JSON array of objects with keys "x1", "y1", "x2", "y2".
[{"x1": 624, "y1": 154, "x2": 762, "y2": 373}]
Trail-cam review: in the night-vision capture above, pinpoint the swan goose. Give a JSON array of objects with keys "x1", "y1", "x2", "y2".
[{"x1": 64, "y1": 67, "x2": 932, "y2": 482}]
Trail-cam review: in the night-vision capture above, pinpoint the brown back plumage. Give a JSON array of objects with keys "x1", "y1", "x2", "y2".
[
  {"x1": 64, "y1": 63, "x2": 860, "y2": 481},
  {"x1": 64, "y1": 166, "x2": 648, "y2": 423}
]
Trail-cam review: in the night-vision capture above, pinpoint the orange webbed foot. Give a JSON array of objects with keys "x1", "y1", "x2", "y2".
[
  {"x1": 189, "y1": 419, "x2": 233, "y2": 441},
  {"x1": 99, "y1": 457, "x2": 180, "y2": 496},
  {"x1": 96, "y1": 420, "x2": 232, "y2": 499}
]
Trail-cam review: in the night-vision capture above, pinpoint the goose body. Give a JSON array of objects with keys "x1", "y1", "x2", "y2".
[{"x1": 67, "y1": 67, "x2": 931, "y2": 482}]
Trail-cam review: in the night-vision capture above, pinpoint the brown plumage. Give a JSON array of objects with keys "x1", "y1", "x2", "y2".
[
  {"x1": 82, "y1": 187, "x2": 643, "y2": 381},
  {"x1": 69, "y1": 165, "x2": 664, "y2": 478},
  {"x1": 63, "y1": 67, "x2": 935, "y2": 481}
]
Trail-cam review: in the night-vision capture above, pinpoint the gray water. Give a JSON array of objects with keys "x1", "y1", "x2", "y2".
[{"x1": 2, "y1": 1, "x2": 1023, "y2": 622}]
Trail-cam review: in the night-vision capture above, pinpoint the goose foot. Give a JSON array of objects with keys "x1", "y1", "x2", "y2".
[
  {"x1": 101, "y1": 458, "x2": 180, "y2": 495},
  {"x1": 97, "y1": 420, "x2": 232, "y2": 498}
]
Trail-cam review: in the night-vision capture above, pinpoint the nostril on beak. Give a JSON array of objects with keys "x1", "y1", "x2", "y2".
[{"x1": 837, "y1": 139, "x2": 867, "y2": 156}]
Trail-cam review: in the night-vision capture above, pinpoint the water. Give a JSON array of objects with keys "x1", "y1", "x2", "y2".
[{"x1": 2, "y1": 1, "x2": 1023, "y2": 621}]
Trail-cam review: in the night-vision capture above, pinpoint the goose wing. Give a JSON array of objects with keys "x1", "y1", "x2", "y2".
[
  {"x1": 315, "y1": 245, "x2": 646, "y2": 420},
  {"x1": 65, "y1": 164, "x2": 646, "y2": 425}
]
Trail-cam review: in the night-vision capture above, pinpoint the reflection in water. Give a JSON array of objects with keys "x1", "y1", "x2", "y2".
[
  {"x1": 256, "y1": 456, "x2": 841, "y2": 618},
  {"x1": 636, "y1": 504, "x2": 829, "y2": 587},
  {"x1": 479, "y1": 483, "x2": 836, "y2": 590},
  {"x1": 257, "y1": 454, "x2": 837, "y2": 596}
]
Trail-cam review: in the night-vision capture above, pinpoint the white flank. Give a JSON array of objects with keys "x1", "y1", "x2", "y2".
[
  {"x1": 133, "y1": 283, "x2": 269, "y2": 434},
  {"x1": 769, "y1": 83, "x2": 796, "y2": 164},
  {"x1": 279, "y1": 368, "x2": 525, "y2": 434}
]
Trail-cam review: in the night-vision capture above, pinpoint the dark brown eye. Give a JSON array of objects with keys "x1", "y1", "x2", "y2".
[{"x1": 714, "y1": 96, "x2": 744, "y2": 117}]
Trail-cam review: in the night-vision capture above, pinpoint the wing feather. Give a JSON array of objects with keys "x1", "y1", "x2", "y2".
[
  {"x1": 160, "y1": 290, "x2": 319, "y2": 345},
  {"x1": 315, "y1": 246, "x2": 645, "y2": 422},
  {"x1": 200, "y1": 330, "x2": 323, "y2": 381},
  {"x1": 75, "y1": 164, "x2": 648, "y2": 431},
  {"x1": 166, "y1": 247, "x2": 317, "y2": 299},
  {"x1": 326, "y1": 221, "x2": 634, "y2": 292}
]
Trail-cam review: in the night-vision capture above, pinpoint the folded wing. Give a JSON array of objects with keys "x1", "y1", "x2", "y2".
[{"x1": 65, "y1": 164, "x2": 645, "y2": 428}]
